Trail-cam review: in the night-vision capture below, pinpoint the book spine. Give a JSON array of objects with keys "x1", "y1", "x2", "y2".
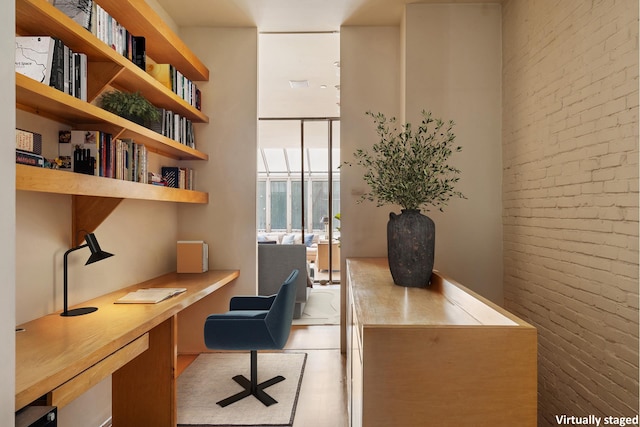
[
  {"x1": 132, "y1": 36, "x2": 146, "y2": 70},
  {"x1": 16, "y1": 150, "x2": 44, "y2": 167},
  {"x1": 73, "y1": 53, "x2": 81, "y2": 98},
  {"x1": 49, "y1": 38, "x2": 64, "y2": 91},
  {"x1": 79, "y1": 53, "x2": 87, "y2": 101}
]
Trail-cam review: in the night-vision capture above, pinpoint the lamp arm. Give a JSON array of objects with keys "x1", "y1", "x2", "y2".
[{"x1": 62, "y1": 243, "x2": 88, "y2": 315}]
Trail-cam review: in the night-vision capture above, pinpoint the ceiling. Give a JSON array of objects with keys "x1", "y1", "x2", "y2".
[{"x1": 154, "y1": 0, "x2": 418, "y2": 32}]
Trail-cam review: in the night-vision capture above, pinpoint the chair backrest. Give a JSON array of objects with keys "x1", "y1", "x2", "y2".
[
  {"x1": 265, "y1": 269, "x2": 299, "y2": 348},
  {"x1": 258, "y1": 244, "x2": 307, "y2": 304}
]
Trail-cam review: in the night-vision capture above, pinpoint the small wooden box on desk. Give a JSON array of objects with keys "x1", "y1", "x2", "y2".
[{"x1": 346, "y1": 258, "x2": 537, "y2": 427}]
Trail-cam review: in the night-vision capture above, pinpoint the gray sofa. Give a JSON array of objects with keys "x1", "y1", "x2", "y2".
[{"x1": 258, "y1": 243, "x2": 309, "y2": 318}]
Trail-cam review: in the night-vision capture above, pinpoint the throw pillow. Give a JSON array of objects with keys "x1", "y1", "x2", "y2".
[
  {"x1": 281, "y1": 234, "x2": 296, "y2": 244},
  {"x1": 304, "y1": 233, "x2": 315, "y2": 247}
]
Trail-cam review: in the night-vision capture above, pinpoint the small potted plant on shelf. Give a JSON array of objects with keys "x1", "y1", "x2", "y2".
[
  {"x1": 99, "y1": 90, "x2": 160, "y2": 127},
  {"x1": 346, "y1": 110, "x2": 465, "y2": 287}
]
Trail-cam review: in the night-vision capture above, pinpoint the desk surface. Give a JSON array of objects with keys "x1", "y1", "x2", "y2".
[
  {"x1": 347, "y1": 258, "x2": 525, "y2": 327},
  {"x1": 15, "y1": 269, "x2": 239, "y2": 411}
]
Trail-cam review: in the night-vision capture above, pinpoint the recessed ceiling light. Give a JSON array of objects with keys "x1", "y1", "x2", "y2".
[
  {"x1": 320, "y1": 84, "x2": 327, "y2": 89},
  {"x1": 289, "y1": 80, "x2": 309, "y2": 88}
]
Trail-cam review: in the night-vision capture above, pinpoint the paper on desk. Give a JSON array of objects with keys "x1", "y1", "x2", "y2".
[{"x1": 115, "y1": 287, "x2": 187, "y2": 304}]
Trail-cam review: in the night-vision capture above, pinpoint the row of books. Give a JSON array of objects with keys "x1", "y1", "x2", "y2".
[
  {"x1": 58, "y1": 130, "x2": 148, "y2": 183},
  {"x1": 15, "y1": 36, "x2": 88, "y2": 101},
  {"x1": 51, "y1": 0, "x2": 145, "y2": 70},
  {"x1": 150, "y1": 109, "x2": 196, "y2": 149},
  {"x1": 93, "y1": 3, "x2": 146, "y2": 70},
  {"x1": 147, "y1": 63, "x2": 202, "y2": 110},
  {"x1": 16, "y1": 128, "x2": 197, "y2": 192}
]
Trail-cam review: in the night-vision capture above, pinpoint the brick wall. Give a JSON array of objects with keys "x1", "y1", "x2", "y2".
[{"x1": 502, "y1": 0, "x2": 639, "y2": 424}]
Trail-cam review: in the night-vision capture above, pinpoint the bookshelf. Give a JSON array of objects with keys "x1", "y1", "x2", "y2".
[{"x1": 15, "y1": 0, "x2": 210, "y2": 243}]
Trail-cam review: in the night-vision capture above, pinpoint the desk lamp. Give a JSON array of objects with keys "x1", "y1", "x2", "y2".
[{"x1": 61, "y1": 232, "x2": 114, "y2": 317}]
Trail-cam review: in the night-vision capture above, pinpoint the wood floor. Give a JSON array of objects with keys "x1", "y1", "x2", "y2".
[{"x1": 177, "y1": 324, "x2": 349, "y2": 427}]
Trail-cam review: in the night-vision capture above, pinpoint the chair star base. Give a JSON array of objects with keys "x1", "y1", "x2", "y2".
[{"x1": 217, "y1": 350, "x2": 286, "y2": 407}]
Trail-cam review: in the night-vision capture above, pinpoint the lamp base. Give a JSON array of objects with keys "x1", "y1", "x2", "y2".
[{"x1": 61, "y1": 307, "x2": 98, "y2": 317}]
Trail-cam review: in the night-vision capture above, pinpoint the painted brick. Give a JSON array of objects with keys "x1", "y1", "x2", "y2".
[{"x1": 502, "y1": 0, "x2": 639, "y2": 424}]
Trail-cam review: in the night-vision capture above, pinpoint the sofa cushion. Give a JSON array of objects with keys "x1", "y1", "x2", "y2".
[
  {"x1": 281, "y1": 234, "x2": 296, "y2": 244},
  {"x1": 304, "y1": 233, "x2": 315, "y2": 247}
]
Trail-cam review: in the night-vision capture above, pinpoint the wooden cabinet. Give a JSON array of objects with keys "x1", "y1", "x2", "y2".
[
  {"x1": 346, "y1": 258, "x2": 537, "y2": 427},
  {"x1": 15, "y1": 0, "x2": 210, "y2": 242}
]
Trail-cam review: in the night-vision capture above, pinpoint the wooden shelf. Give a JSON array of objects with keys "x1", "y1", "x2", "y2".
[
  {"x1": 15, "y1": 0, "x2": 209, "y2": 122},
  {"x1": 18, "y1": 164, "x2": 208, "y2": 245},
  {"x1": 16, "y1": 74, "x2": 208, "y2": 161},
  {"x1": 98, "y1": 0, "x2": 209, "y2": 82},
  {"x1": 15, "y1": 0, "x2": 211, "y2": 243},
  {"x1": 16, "y1": 164, "x2": 208, "y2": 203}
]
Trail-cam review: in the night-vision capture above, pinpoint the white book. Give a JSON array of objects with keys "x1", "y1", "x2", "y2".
[
  {"x1": 52, "y1": 0, "x2": 93, "y2": 30},
  {"x1": 79, "y1": 52, "x2": 87, "y2": 101},
  {"x1": 15, "y1": 36, "x2": 55, "y2": 84},
  {"x1": 115, "y1": 287, "x2": 187, "y2": 304}
]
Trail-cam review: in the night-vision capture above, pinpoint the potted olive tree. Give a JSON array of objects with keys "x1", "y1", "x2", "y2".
[{"x1": 347, "y1": 110, "x2": 465, "y2": 287}]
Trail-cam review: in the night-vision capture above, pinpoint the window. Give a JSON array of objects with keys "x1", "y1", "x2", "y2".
[{"x1": 257, "y1": 119, "x2": 340, "y2": 235}]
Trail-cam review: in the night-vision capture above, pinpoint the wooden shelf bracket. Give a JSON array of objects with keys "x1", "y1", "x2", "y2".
[{"x1": 72, "y1": 195, "x2": 124, "y2": 245}]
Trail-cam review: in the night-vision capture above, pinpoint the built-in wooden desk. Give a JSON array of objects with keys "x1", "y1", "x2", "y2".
[
  {"x1": 15, "y1": 269, "x2": 239, "y2": 426},
  {"x1": 346, "y1": 258, "x2": 537, "y2": 427}
]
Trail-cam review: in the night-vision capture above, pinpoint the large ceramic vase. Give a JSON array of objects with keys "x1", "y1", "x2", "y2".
[{"x1": 387, "y1": 209, "x2": 435, "y2": 287}]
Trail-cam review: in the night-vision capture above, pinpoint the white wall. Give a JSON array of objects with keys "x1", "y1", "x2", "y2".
[
  {"x1": 177, "y1": 27, "x2": 259, "y2": 353},
  {"x1": 502, "y1": 0, "x2": 639, "y2": 421},
  {"x1": 341, "y1": 5, "x2": 503, "y2": 304},
  {"x1": 0, "y1": 0, "x2": 15, "y2": 424},
  {"x1": 340, "y1": 26, "x2": 400, "y2": 349},
  {"x1": 15, "y1": 181, "x2": 178, "y2": 427},
  {"x1": 403, "y1": 3, "x2": 503, "y2": 302},
  {"x1": 340, "y1": 26, "x2": 401, "y2": 264}
]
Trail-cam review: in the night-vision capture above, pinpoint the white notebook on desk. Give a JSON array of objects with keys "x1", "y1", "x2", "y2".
[{"x1": 115, "y1": 287, "x2": 187, "y2": 304}]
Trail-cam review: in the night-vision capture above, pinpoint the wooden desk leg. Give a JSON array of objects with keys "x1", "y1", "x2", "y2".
[{"x1": 112, "y1": 316, "x2": 177, "y2": 427}]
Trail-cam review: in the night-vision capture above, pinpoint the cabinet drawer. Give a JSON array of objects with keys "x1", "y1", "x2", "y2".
[{"x1": 49, "y1": 333, "x2": 149, "y2": 408}]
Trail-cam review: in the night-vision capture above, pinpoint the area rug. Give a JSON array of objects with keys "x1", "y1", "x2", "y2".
[
  {"x1": 293, "y1": 288, "x2": 340, "y2": 325},
  {"x1": 177, "y1": 352, "x2": 307, "y2": 427}
]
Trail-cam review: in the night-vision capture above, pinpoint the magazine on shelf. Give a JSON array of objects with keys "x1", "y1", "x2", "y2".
[
  {"x1": 115, "y1": 287, "x2": 187, "y2": 304},
  {"x1": 15, "y1": 36, "x2": 56, "y2": 84}
]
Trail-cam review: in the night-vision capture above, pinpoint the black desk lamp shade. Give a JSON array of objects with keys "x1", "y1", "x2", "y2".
[{"x1": 61, "y1": 233, "x2": 114, "y2": 317}]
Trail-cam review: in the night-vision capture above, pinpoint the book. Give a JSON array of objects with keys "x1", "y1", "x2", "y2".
[
  {"x1": 53, "y1": 0, "x2": 93, "y2": 31},
  {"x1": 49, "y1": 37, "x2": 65, "y2": 91},
  {"x1": 15, "y1": 36, "x2": 56, "y2": 84},
  {"x1": 161, "y1": 166, "x2": 179, "y2": 188},
  {"x1": 131, "y1": 36, "x2": 146, "y2": 70},
  {"x1": 16, "y1": 129, "x2": 42, "y2": 154},
  {"x1": 16, "y1": 150, "x2": 44, "y2": 167},
  {"x1": 177, "y1": 241, "x2": 208, "y2": 273},
  {"x1": 115, "y1": 287, "x2": 187, "y2": 304}
]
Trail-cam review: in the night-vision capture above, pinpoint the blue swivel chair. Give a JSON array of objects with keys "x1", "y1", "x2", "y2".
[{"x1": 204, "y1": 269, "x2": 299, "y2": 407}]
